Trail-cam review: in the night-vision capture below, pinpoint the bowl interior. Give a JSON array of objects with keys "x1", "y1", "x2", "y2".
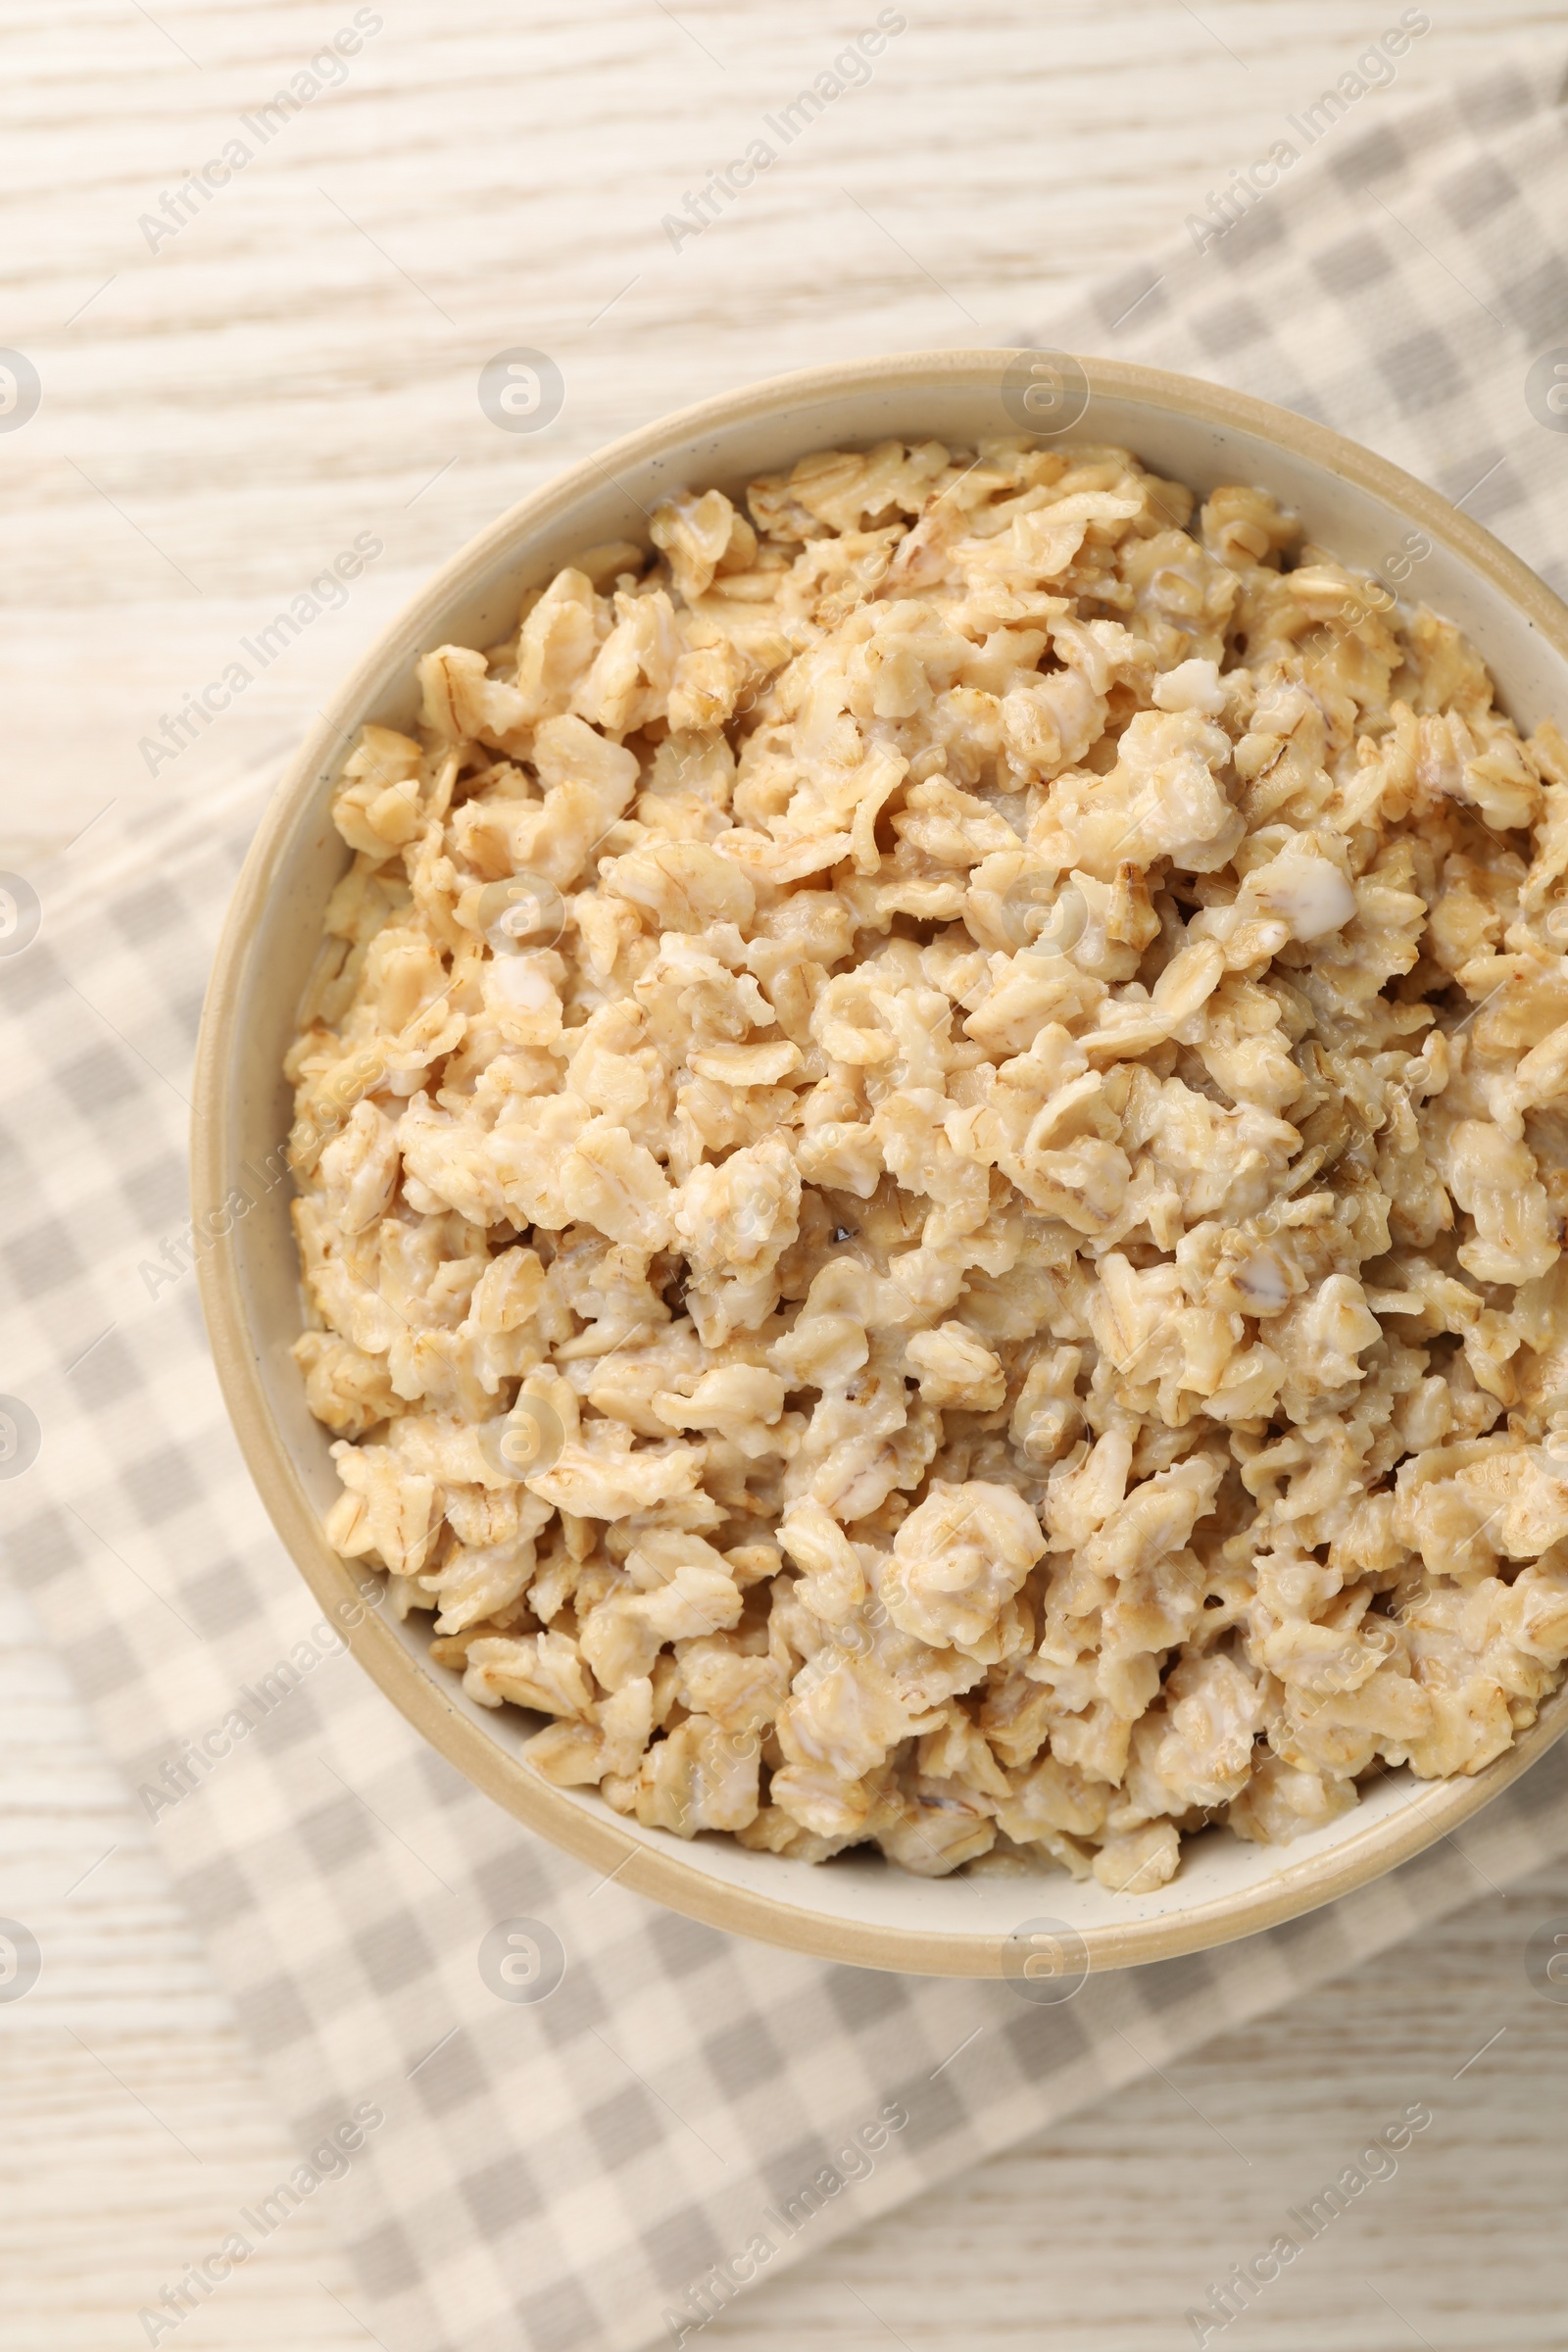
[{"x1": 208, "y1": 356, "x2": 1568, "y2": 1969}]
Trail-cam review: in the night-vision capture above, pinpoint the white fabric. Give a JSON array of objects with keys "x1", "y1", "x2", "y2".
[{"x1": 4, "y1": 45, "x2": 1568, "y2": 2349}]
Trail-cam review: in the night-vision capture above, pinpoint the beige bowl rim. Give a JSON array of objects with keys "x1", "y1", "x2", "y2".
[{"x1": 193, "y1": 348, "x2": 1568, "y2": 1978}]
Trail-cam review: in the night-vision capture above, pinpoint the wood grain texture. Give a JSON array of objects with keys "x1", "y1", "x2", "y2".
[
  {"x1": 3, "y1": 0, "x2": 1564, "y2": 862},
  {"x1": 8, "y1": 0, "x2": 1568, "y2": 2343},
  {"x1": 705, "y1": 1856, "x2": 1568, "y2": 2352},
  {"x1": 0, "y1": 1574, "x2": 366, "y2": 2351},
  {"x1": 192, "y1": 342, "x2": 1568, "y2": 1980}
]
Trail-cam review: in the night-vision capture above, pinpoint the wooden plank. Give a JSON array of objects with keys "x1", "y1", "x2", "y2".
[
  {"x1": 1, "y1": 0, "x2": 1562, "y2": 858},
  {"x1": 706, "y1": 1858, "x2": 1568, "y2": 2350},
  {"x1": 0, "y1": 1574, "x2": 364, "y2": 2350},
  {"x1": 7, "y1": 2, "x2": 1568, "y2": 2341}
]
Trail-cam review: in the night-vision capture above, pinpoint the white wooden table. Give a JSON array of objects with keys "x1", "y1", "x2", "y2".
[{"x1": 6, "y1": 4, "x2": 1568, "y2": 2344}]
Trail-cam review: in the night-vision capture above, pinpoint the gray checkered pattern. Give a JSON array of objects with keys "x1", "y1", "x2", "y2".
[{"x1": 8, "y1": 48, "x2": 1568, "y2": 2350}]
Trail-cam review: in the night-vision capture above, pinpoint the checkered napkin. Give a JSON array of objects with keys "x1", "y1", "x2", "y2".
[{"x1": 9, "y1": 46, "x2": 1568, "y2": 2352}]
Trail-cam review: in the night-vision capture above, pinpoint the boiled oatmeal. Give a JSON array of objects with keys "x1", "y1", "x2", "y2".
[{"x1": 285, "y1": 433, "x2": 1568, "y2": 1892}]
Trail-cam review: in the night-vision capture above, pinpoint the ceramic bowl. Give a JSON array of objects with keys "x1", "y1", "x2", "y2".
[{"x1": 194, "y1": 350, "x2": 1568, "y2": 1977}]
